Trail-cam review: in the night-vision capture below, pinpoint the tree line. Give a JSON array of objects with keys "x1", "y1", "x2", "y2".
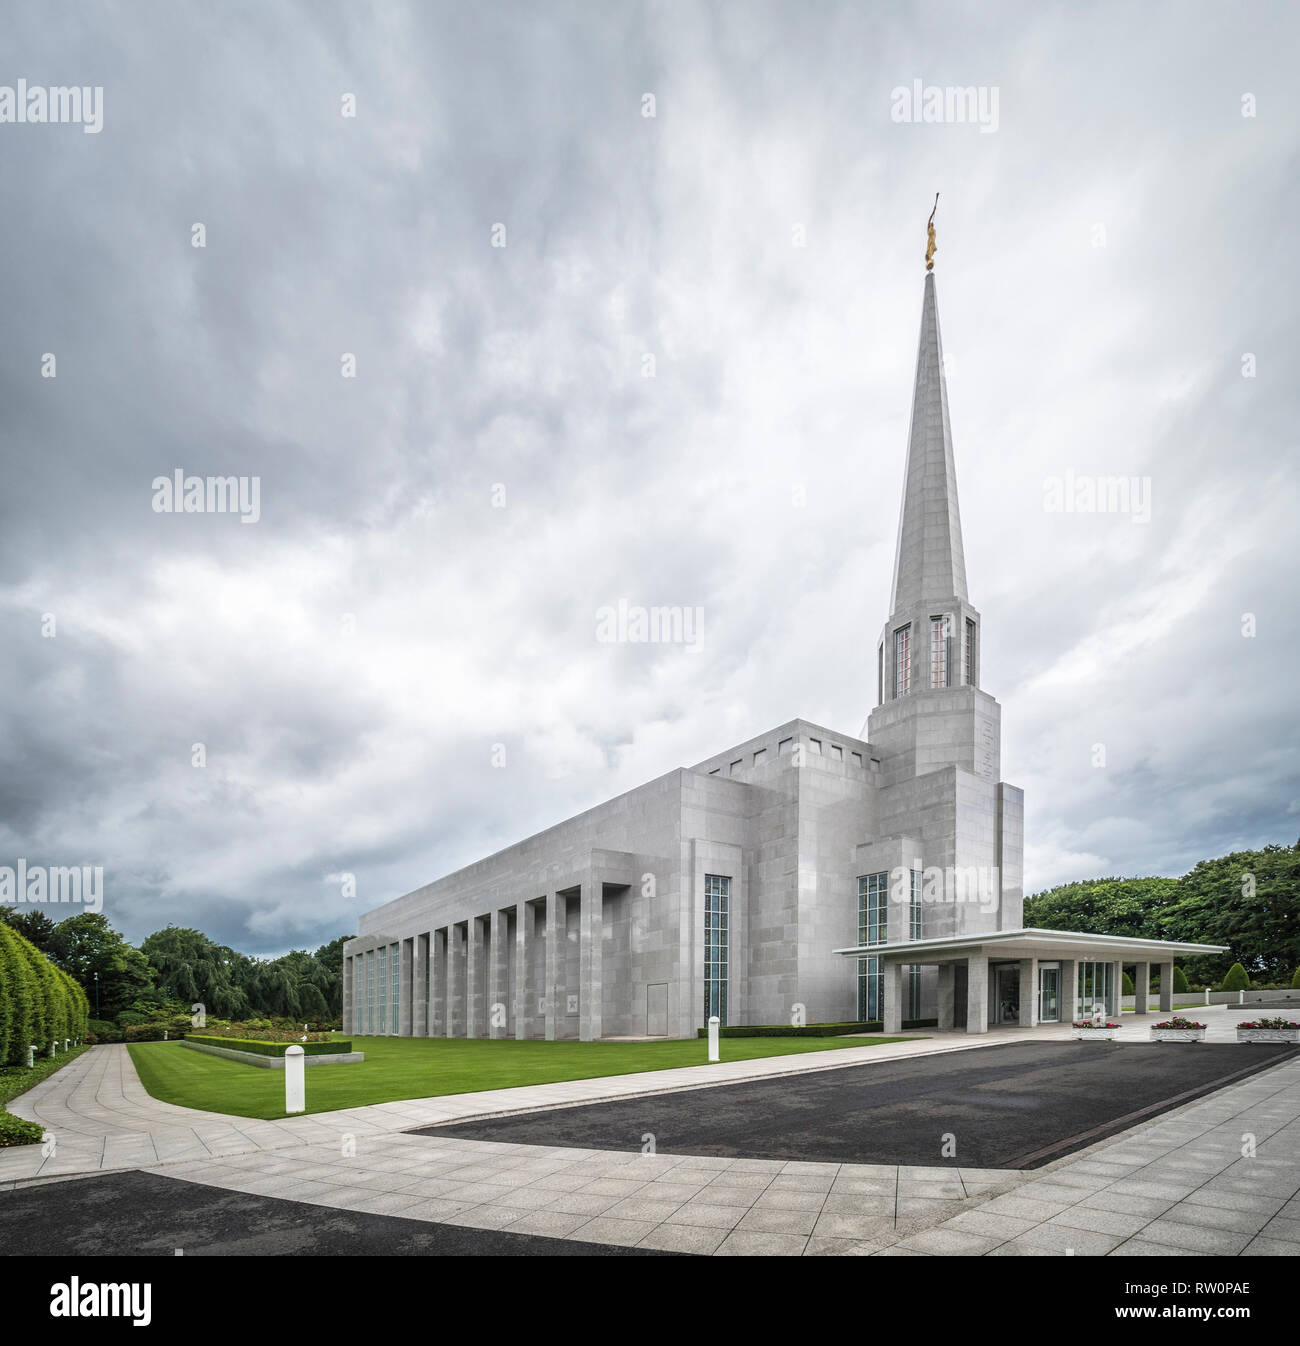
[
  {"x1": 1024, "y1": 841, "x2": 1300, "y2": 985},
  {"x1": 0, "y1": 910, "x2": 344, "y2": 1026}
]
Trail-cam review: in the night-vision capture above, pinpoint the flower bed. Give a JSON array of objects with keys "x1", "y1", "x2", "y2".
[
  {"x1": 180, "y1": 1035, "x2": 362, "y2": 1069},
  {"x1": 184, "y1": 1034, "x2": 351, "y2": 1058},
  {"x1": 1236, "y1": 1017, "x2": 1299, "y2": 1044},
  {"x1": 1071, "y1": 1020, "x2": 1119, "y2": 1041},
  {"x1": 1151, "y1": 1016, "x2": 1206, "y2": 1042}
]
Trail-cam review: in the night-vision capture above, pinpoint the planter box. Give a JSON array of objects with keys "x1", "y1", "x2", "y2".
[
  {"x1": 1071, "y1": 1028, "x2": 1118, "y2": 1041},
  {"x1": 1150, "y1": 1029, "x2": 1205, "y2": 1042},
  {"x1": 180, "y1": 1040, "x2": 364, "y2": 1068},
  {"x1": 1236, "y1": 1029, "x2": 1299, "y2": 1044}
]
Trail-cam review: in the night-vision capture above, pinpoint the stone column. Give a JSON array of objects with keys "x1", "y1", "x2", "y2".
[
  {"x1": 1059, "y1": 959, "x2": 1078, "y2": 1024},
  {"x1": 447, "y1": 924, "x2": 465, "y2": 1037},
  {"x1": 429, "y1": 929, "x2": 446, "y2": 1036},
  {"x1": 1018, "y1": 958, "x2": 1039, "y2": 1027},
  {"x1": 466, "y1": 917, "x2": 483, "y2": 1038},
  {"x1": 400, "y1": 938, "x2": 414, "y2": 1036},
  {"x1": 1133, "y1": 960, "x2": 1150, "y2": 1016},
  {"x1": 936, "y1": 963, "x2": 955, "y2": 1030},
  {"x1": 579, "y1": 882, "x2": 603, "y2": 1042},
  {"x1": 1158, "y1": 960, "x2": 1174, "y2": 1013},
  {"x1": 545, "y1": 894, "x2": 562, "y2": 1041},
  {"x1": 342, "y1": 954, "x2": 352, "y2": 1034},
  {"x1": 1110, "y1": 960, "x2": 1123, "y2": 1018},
  {"x1": 966, "y1": 952, "x2": 989, "y2": 1034},
  {"x1": 515, "y1": 902, "x2": 534, "y2": 1041},
  {"x1": 489, "y1": 909, "x2": 509, "y2": 1038},
  {"x1": 412, "y1": 935, "x2": 426, "y2": 1036},
  {"x1": 882, "y1": 960, "x2": 903, "y2": 1035}
]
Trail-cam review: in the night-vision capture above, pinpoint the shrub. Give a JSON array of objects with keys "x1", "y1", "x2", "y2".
[
  {"x1": 1292, "y1": 967, "x2": 1300, "y2": 990},
  {"x1": 116, "y1": 1010, "x2": 151, "y2": 1027},
  {"x1": 86, "y1": 1019, "x2": 122, "y2": 1043},
  {"x1": 1220, "y1": 963, "x2": 1250, "y2": 992},
  {"x1": 0, "y1": 1112, "x2": 44, "y2": 1147},
  {"x1": 1172, "y1": 966, "x2": 1190, "y2": 993},
  {"x1": 694, "y1": 1020, "x2": 934, "y2": 1039},
  {"x1": 122, "y1": 1024, "x2": 183, "y2": 1042},
  {"x1": 1122, "y1": 972, "x2": 1134, "y2": 995}
]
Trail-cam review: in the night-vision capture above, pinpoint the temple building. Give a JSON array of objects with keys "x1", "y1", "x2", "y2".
[{"x1": 344, "y1": 236, "x2": 1222, "y2": 1041}]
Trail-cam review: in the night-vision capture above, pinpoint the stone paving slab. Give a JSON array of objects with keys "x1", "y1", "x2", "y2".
[{"x1": 3, "y1": 1007, "x2": 1297, "y2": 1258}]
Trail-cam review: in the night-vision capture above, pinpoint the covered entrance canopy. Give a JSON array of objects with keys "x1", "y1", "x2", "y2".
[{"x1": 833, "y1": 927, "x2": 1229, "y2": 1035}]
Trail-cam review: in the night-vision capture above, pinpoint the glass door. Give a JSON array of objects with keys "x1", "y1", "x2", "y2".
[{"x1": 1039, "y1": 967, "x2": 1060, "y2": 1023}]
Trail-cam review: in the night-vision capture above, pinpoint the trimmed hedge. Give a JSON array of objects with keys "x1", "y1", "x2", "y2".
[
  {"x1": 0, "y1": 922, "x2": 90, "y2": 1066},
  {"x1": 184, "y1": 1035, "x2": 352, "y2": 1058},
  {"x1": 1172, "y1": 966, "x2": 1190, "y2": 993},
  {"x1": 1221, "y1": 962, "x2": 1250, "y2": 992},
  {"x1": 696, "y1": 1019, "x2": 936, "y2": 1039}
]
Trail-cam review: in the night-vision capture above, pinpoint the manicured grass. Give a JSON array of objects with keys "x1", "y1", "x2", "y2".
[{"x1": 128, "y1": 1033, "x2": 911, "y2": 1120}]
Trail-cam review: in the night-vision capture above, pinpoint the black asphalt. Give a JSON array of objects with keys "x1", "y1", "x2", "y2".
[
  {"x1": 416, "y1": 1042, "x2": 1293, "y2": 1169},
  {"x1": 0, "y1": 1170, "x2": 677, "y2": 1256}
]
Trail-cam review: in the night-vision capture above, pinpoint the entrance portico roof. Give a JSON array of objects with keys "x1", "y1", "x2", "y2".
[{"x1": 832, "y1": 926, "x2": 1229, "y2": 963}]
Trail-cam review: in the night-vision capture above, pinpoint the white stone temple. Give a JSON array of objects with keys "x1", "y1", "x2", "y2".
[{"x1": 344, "y1": 243, "x2": 1222, "y2": 1041}]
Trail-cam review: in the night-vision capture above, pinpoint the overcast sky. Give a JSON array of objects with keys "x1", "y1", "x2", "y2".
[{"x1": 2, "y1": 0, "x2": 1297, "y2": 957}]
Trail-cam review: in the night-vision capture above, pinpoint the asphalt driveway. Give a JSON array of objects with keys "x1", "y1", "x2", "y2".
[{"x1": 418, "y1": 1042, "x2": 1292, "y2": 1168}]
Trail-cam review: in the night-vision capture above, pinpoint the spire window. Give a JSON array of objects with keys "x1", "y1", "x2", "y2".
[
  {"x1": 892, "y1": 625, "x2": 911, "y2": 697},
  {"x1": 930, "y1": 616, "x2": 949, "y2": 688}
]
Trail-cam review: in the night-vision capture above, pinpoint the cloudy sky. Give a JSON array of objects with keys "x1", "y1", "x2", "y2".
[{"x1": 2, "y1": 0, "x2": 1297, "y2": 956}]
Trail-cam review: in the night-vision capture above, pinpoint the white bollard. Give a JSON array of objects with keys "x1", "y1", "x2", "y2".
[
  {"x1": 707, "y1": 1015, "x2": 720, "y2": 1063},
  {"x1": 1205, "y1": 989, "x2": 1210, "y2": 1005},
  {"x1": 49, "y1": 1041, "x2": 56, "y2": 1057},
  {"x1": 64, "y1": 1039, "x2": 69, "y2": 1051},
  {"x1": 1239, "y1": 990, "x2": 1245, "y2": 1005},
  {"x1": 285, "y1": 1045, "x2": 306, "y2": 1114},
  {"x1": 27, "y1": 1044, "x2": 36, "y2": 1068}
]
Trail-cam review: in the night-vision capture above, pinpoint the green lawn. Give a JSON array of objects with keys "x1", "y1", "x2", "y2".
[{"x1": 127, "y1": 1034, "x2": 910, "y2": 1120}]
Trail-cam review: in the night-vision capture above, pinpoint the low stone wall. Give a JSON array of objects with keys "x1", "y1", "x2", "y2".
[
  {"x1": 1122, "y1": 990, "x2": 1300, "y2": 1008},
  {"x1": 180, "y1": 1040, "x2": 364, "y2": 1069}
]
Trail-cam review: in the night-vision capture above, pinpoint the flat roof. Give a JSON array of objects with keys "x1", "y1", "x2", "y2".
[{"x1": 833, "y1": 926, "x2": 1229, "y2": 959}]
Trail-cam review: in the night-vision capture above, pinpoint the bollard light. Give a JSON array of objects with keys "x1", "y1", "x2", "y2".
[
  {"x1": 49, "y1": 1041, "x2": 56, "y2": 1057},
  {"x1": 285, "y1": 1045, "x2": 306, "y2": 1114},
  {"x1": 64, "y1": 1039, "x2": 69, "y2": 1051},
  {"x1": 707, "y1": 1015, "x2": 720, "y2": 1063},
  {"x1": 28, "y1": 1044, "x2": 36, "y2": 1068}
]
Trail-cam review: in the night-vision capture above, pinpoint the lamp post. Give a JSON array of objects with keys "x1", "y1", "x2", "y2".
[{"x1": 93, "y1": 970, "x2": 99, "y2": 1019}]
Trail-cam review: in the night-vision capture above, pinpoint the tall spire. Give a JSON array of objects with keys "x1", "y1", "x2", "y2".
[{"x1": 887, "y1": 266, "x2": 968, "y2": 616}]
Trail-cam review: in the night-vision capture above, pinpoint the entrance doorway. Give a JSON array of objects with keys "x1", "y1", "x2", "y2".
[
  {"x1": 994, "y1": 966, "x2": 1019, "y2": 1024},
  {"x1": 1038, "y1": 965, "x2": 1061, "y2": 1023}
]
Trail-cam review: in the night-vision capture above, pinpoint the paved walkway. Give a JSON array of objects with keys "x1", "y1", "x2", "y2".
[{"x1": 3, "y1": 1005, "x2": 1296, "y2": 1256}]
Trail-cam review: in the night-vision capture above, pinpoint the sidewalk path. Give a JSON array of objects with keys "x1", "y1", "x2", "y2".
[{"x1": 2, "y1": 1006, "x2": 1295, "y2": 1256}]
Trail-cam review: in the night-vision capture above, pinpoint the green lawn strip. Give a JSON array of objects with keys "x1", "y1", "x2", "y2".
[
  {"x1": 128, "y1": 1034, "x2": 913, "y2": 1121},
  {"x1": 1, "y1": 1045, "x2": 93, "y2": 1146}
]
